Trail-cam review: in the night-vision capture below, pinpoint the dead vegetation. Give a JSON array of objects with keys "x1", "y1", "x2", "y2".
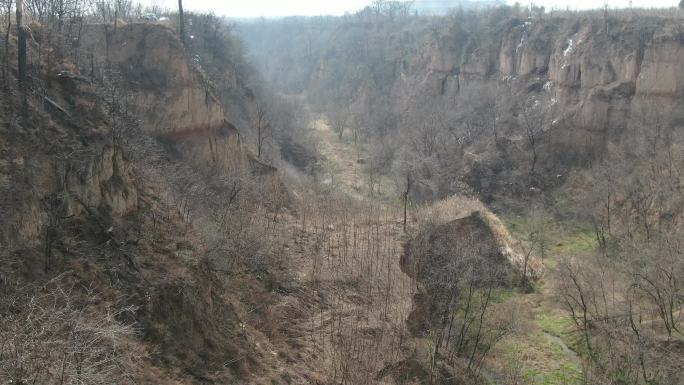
[{"x1": 0, "y1": 275, "x2": 141, "y2": 385}]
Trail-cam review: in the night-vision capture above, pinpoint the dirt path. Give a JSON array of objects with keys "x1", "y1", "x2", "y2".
[{"x1": 312, "y1": 118, "x2": 365, "y2": 193}]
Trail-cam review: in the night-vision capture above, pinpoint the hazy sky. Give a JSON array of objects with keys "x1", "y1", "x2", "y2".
[{"x1": 146, "y1": 0, "x2": 676, "y2": 18}]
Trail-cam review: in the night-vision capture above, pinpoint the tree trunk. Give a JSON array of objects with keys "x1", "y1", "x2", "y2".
[
  {"x1": 527, "y1": 132, "x2": 537, "y2": 174},
  {"x1": 4, "y1": 3, "x2": 11, "y2": 88},
  {"x1": 17, "y1": 0, "x2": 26, "y2": 88},
  {"x1": 114, "y1": 5, "x2": 118, "y2": 34},
  {"x1": 403, "y1": 191, "x2": 408, "y2": 230},
  {"x1": 178, "y1": 0, "x2": 185, "y2": 43},
  {"x1": 257, "y1": 123, "x2": 262, "y2": 158},
  {"x1": 468, "y1": 286, "x2": 492, "y2": 369}
]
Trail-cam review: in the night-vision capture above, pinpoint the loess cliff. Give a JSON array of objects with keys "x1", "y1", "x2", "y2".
[
  {"x1": 0, "y1": 19, "x2": 289, "y2": 385},
  {"x1": 79, "y1": 23, "x2": 274, "y2": 176},
  {"x1": 402, "y1": 15, "x2": 684, "y2": 133}
]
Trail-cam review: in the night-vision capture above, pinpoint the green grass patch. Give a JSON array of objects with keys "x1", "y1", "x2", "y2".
[
  {"x1": 537, "y1": 312, "x2": 587, "y2": 358},
  {"x1": 505, "y1": 216, "x2": 597, "y2": 268},
  {"x1": 537, "y1": 313, "x2": 574, "y2": 338},
  {"x1": 497, "y1": 330, "x2": 583, "y2": 385},
  {"x1": 489, "y1": 288, "x2": 516, "y2": 303},
  {"x1": 550, "y1": 224, "x2": 596, "y2": 256},
  {"x1": 523, "y1": 362, "x2": 582, "y2": 385}
]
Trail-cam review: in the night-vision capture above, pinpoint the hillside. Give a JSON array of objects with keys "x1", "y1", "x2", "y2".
[
  {"x1": 240, "y1": 9, "x2": 684, "y2": 204},
  {"x1": 0, "y1": 16, "x2": 298, "y2": 384}
]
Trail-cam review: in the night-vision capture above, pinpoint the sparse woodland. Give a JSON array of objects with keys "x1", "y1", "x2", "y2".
[{"x1": 0, "y1": 0, "x2": 683, "y2": 385}]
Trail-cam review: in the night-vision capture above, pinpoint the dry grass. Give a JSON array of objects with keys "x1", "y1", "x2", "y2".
[
  {"x1": 276, "y1": 196, "x2": 417, "y2": 383},
  {"x1": 264, "y1": 114, "x2": 427, "y2": 383}
]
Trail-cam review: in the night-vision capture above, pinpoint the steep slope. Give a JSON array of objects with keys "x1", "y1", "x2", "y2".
[
  {"x1": 0, "y1": 76, "x2": 138, "y2": 250},
  {"x1": 0, "y1": 20, "x2": 293, "y2": 385}
]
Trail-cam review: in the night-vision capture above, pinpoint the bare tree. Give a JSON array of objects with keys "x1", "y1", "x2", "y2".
[
  {"x1": 392, "y1": 147, "x2": 416, "y2": 230},
  {"x1": 521, "y1": 102, "x2": 541, "y2": 174},
  {"x1": 251, "y1": 102, "x2": 271, "y2": 159},
  {"x1": 178, "y1": 0, "x2": 186, "y2": 43},
  {"x1": 558, "y1": 260, "x2": 607, "y2": 373},
  {"x1": 328, "y1": 107, "x2": 348, "y2": 140},
  {"x1": 16, "y1": 0, "x2": 26, "y2": 89},
  {"x1": 526, "y1": 207, "x2": 551, "y2": 266},
  {"x1": 398, "y1": 1, "x2": 414, "y2": 17},
  {"x1": 0, "y1": 279, "x2": 139, "y2": 385},
  {"x1": 407, "y1": 116, "x2": 440, "y2": 159},
  {"x1": 2, "y1": 0, "x2": 12, "y2": 88},
  {"x1": 630, "y1": 235, "x2": 684, "y2": 338},
  {"x1": 518, "y1": 97, "x2": 554, "y2": 174},
  {"x1": 400, "y1": 169, "x2": 412, "y2": 231},
  {"x1": 371, "y1": 0, "x2": 385, "y2": 17}
]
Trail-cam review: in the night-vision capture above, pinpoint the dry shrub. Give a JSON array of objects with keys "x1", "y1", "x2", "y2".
[{"x1": 0, "y1": 275, "x2": 141, "y2": 385}]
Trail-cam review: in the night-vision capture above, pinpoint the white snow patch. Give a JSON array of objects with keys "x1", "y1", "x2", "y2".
[
  {"x1": 563, "y1": 39, "x2": 574, "y2": 56},
  {"x1": 543, "y1": 81, "x2": 553, "y2": 92},
  {"x1": 516, "y1": 31, "x2": 527, "y2": 53}
]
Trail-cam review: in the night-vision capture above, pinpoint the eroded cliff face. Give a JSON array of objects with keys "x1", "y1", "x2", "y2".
[
  {"x1": 80, "y1": 23, "x2": 269, "y2": 176},
  {"x1": 399, "y1": 16, "x2": 684, "y2": 135},
  {"x1": 1, "y1": 80, "x2": 138, "y2": 247},
  {"x1": 3, "y1": 146, "x2": 138, "y2": 244},
  {"x1": 84, "y1": 24, "x2": 225, "y2": 135},
  {"x1": 4, "y1": 22, "x2": 278, "y2": 249}
]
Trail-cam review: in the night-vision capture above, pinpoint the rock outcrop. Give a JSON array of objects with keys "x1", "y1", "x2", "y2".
[
  {"x1": 403, "y1": 195, "x2": 542, "y2": 281},
  {"x1": 398, "y1": 16, "x2": 684, "y2": 135}
]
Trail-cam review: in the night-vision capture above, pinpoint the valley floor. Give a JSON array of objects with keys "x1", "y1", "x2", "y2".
[
  {"x1": 269, "y1": 116, "x2": 417, "y2": 383},
  {"x1": 276, "y1": 113, "x2": 585, "y2": 384}
]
